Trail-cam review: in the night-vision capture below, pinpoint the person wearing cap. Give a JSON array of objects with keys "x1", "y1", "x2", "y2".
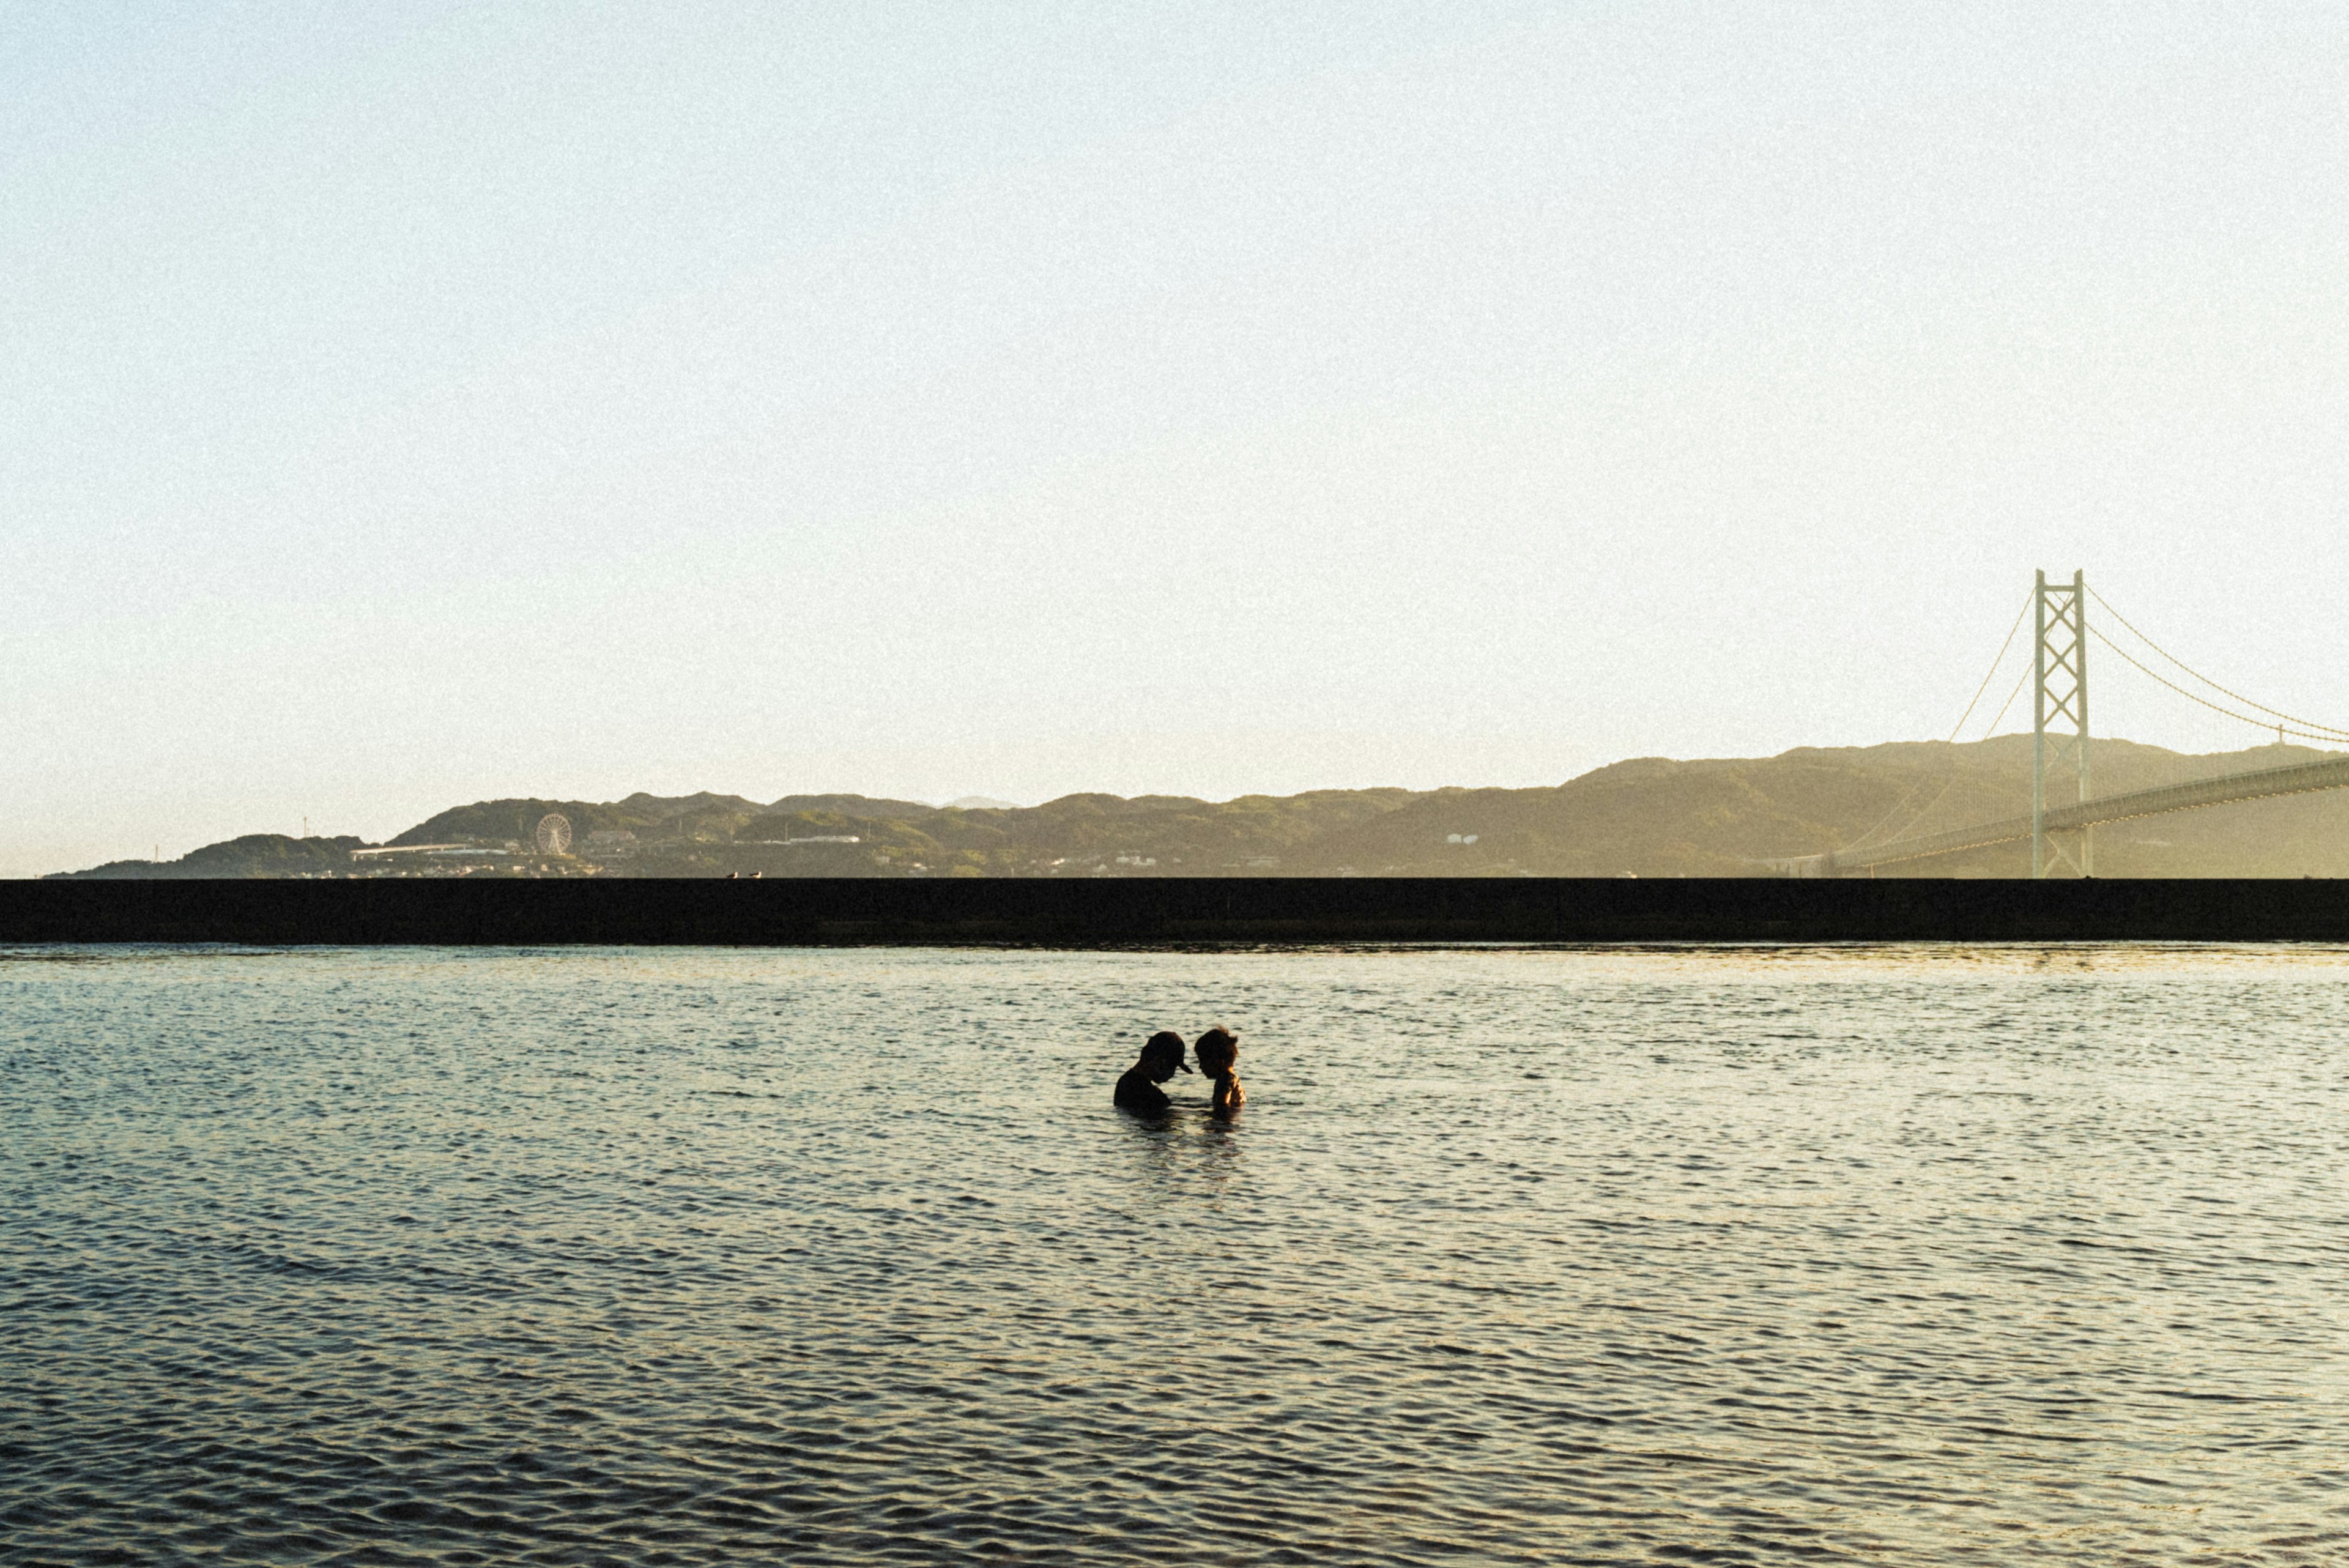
[{"x1": 1113, "y1": 1031, "x2": 1190, "y2": 1113}]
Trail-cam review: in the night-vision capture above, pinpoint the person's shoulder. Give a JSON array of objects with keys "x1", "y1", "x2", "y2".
[{"x1": 1113, "y1": 1069, "x2": 1167, "y2": 1110}]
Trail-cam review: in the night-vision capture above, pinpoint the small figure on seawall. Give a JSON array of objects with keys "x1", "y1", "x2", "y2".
[
  {"x1": 1114, "y1": 1031, "x2": 1191, "y2": 1113},
  {"x1": 1195, "y1": 1025, "x2": 1244, "y2": 1115}
]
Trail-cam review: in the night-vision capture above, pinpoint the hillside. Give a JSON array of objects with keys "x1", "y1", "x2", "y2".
[
  {"x1": 56, "y1": 836, "x2": 369, "y2": 880},
  {"x1": 43, "y1": 737, "x2": 2349, "y2": 879}
]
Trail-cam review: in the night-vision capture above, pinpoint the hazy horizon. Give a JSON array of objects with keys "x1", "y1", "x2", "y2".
[{"x1": 12, "y1": 4, "x2": 2349, "y2": 877}]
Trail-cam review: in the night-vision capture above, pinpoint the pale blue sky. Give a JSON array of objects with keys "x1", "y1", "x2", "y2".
[{"x1": 8, "y1": 3, "x2": 2349, "y2": 873}]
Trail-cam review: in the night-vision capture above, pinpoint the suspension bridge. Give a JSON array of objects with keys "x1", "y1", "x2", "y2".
[{"x1": 1778, "y1": 571, "x2": 2349, "y2": 877}]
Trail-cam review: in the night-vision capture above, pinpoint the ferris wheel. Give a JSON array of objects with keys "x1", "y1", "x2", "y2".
[{"x1": 534, "y1": 812, "x2": 573, "y2": 856}]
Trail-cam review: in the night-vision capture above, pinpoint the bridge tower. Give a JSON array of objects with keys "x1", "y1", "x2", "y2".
[{"x1": 2033, "y1": 569, "x2": 2091, "y2": 877}]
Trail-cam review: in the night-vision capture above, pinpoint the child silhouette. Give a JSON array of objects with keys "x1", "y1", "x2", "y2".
[{"x1": 1194, "y1": 1025, "x2": 1244, "y2": 1115}]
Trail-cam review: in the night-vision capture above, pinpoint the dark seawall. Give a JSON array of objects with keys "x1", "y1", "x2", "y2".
[{"x1": 6, "y1": 878, "x2": 2349, "y2": 945}]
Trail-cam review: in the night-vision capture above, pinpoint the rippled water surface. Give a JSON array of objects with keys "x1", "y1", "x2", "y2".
[{"x1": 5, "y1": 944, "x2": 2348, "y2": 1565}]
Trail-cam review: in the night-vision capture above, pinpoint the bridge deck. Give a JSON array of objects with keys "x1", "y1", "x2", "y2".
[{"x1": 1811, "y1": 753, "x2": 2349, "y2": 874}]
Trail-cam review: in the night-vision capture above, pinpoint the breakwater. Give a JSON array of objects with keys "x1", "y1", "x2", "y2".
[{"x1": 6, "y1": 877, "x2": 2348, "y2": 944}]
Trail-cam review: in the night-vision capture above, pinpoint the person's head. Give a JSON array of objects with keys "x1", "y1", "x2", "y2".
[
  {"x1": 1194, "y1": 1025, "x2": 1239, "y2": 1078},
  {"x1": 1138, "y1": 1030, "x2": 1190, "y2": 1082}
]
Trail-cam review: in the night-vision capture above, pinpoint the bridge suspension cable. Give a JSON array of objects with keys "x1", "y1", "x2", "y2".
[
  {"x1": 2086, "y1": 585, "x2": 2349, "y2": 743},
  {"x1": 1981, "y1": 661, "x2": 2032, "y2": 738},
  {"x1": 1836, "y1": 774, "x2": 1932, "y2": 853},
  {"x1": 1945, "y1": 592, "x2": 2032, "y2": 742},
  {"x1": 1897, "y1": 650, "x2": 2037, "y2": 845},
  {"x1": 1840, "y1": 590, "x2": 2033, "y2": 854},
  {"x1": 2087, "y1": 628, "x2": 2349, "y2": 745},
  {"x1": 1881, "y1": 619, "x2": 2039, "y2": 848}
]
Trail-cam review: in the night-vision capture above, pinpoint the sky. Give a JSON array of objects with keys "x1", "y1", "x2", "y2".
[{"x1": 8, "y1": 2, "x2": 2349, "y2": 875}]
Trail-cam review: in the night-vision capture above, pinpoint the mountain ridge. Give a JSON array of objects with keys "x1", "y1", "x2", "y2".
[{"x1": 43, "y1": 737, "x2": 2349, "y2": 879}]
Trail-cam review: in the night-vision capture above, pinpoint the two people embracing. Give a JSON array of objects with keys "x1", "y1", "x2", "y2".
[{"x1": 1115, "y1": 1027, "x2": 1244, "y2": 1117}]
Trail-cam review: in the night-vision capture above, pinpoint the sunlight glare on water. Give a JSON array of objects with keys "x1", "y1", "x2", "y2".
[{"x1": 3, "y1": 943, "x2": 2346, "y2": 1565}]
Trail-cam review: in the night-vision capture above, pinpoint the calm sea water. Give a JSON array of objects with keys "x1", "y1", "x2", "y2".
[{"x1": 4, "y1": 944, "x2": 2345, "y2": 1566}]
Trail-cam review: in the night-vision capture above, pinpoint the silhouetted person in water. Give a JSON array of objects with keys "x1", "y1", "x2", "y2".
[
  {"x1": 1114, "y1": 1031, "x2": 1190, "y2": 1113},
  {"x1": 1195, "y1": 1025, "x2": 1244, "y2": 1115}
]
